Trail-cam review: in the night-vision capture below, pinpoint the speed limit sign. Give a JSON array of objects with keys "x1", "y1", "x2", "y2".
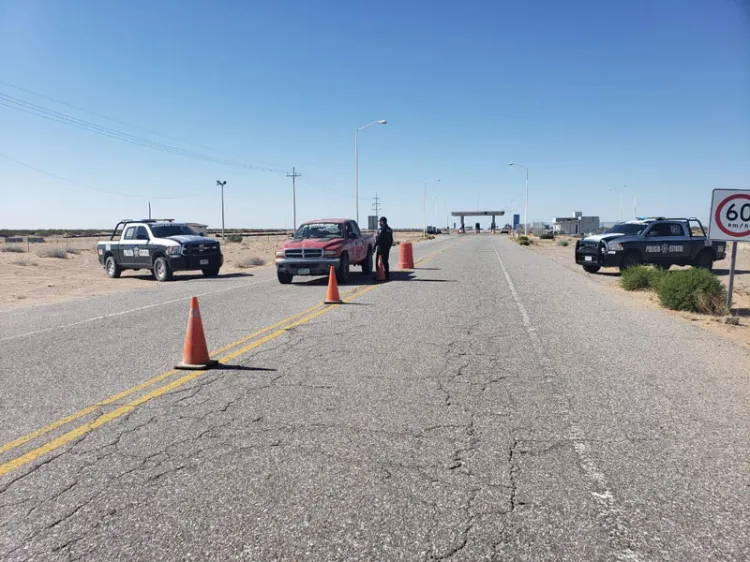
[{"x1": 708, "y1": 189, "x2": 750, "y2": 242}]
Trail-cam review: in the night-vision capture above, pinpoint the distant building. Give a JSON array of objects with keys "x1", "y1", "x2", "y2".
[{"x1": 553, "y1": 213, "x2": 600, "y2": 235}]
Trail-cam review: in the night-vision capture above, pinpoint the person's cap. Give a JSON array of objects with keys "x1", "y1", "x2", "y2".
[{"x1": 380, "y1": 216, "x2": 387, "y2": 223}]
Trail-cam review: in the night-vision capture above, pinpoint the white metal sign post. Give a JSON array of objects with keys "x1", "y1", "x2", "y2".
[{"x1": 708, "y1": 189, "x2": 750, "y2": 311}]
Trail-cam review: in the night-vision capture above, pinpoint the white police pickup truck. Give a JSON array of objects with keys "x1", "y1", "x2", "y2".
[
  {"x1": 96, "y1": 219, "x2": 224, "y2": 282},
  {"x1": 574, "y1": 217, "x2": 726, "y2": 274}
]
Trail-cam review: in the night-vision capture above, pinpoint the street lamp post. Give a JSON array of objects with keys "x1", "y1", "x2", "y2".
[
  {"x1": 611, "y1": 185, "x2": 633, "y2": 222},
  {"x1": 216, "y1": 180, "x2": 227, "y2": 240},
  {"x1": 424, "y1": 179, "x2": 440, "y2": 233},
  {"x1": 508, "y1": 162, "x2": 529, "y2": 235},
  {"x1": 355, "y1": 120, "x2": 387, "y2": 226}
]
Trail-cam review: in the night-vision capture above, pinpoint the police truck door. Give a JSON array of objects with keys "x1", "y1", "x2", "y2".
[
  {"x1": 133, "y1": 225, "x2": 152, "y2": 269},
  {"x1": 119, "y1": 226, "x2": 139, "y2": 267},
  {"x1": 644, "y1": 222, "x2": 691, "y2": 263}
]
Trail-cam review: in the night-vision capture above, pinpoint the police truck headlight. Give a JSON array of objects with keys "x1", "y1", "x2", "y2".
[
  {"x1": 166, "y1": 245, "x2": 182, "y2": 255},
  {"x1": 324, "y1": 250, "x2": 339, "y2": 257},
  {"x1": 607, "y1": 241, "x2": 624, "y2": 252}
]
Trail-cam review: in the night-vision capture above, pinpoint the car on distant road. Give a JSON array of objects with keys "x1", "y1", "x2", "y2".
[
  {"x1": 275, "y1": 219, "x2": 375, "y2": 284},
  {"x1": 97, "y1": 219, "x2": 223, "y2": 282},
  {"x1": 574, "y1": 217, "x2": 726, "y2": 274}
]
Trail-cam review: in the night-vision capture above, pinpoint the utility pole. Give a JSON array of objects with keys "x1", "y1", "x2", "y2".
[
  {"x1": 148, "y1": 201, "x2": 151, "y2": 220},
  {"x1": 287, "y1": 167, "x2": 301, "y2": 231},
  {"x1": 424, "y1": 181, "x2": 427, "y2": 233},
  {"x1": 216, "y1": 181, "x2": 227, "y2": 240},
  {"x1": 371, "y1": 193, "x2": 381, "y2": 229}
]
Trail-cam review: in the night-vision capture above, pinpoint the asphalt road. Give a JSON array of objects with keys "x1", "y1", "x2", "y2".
[{"x1": 1, "y1": 234, "x2": 748, "y2": 561}]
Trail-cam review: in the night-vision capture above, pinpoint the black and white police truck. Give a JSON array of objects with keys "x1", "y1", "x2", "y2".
[
  {"x1": 96, "y1": 219, "x2": 224, "y2": 282},
  {"x1": 574, "y1": 217, "x2": 727, "y2": 274}
]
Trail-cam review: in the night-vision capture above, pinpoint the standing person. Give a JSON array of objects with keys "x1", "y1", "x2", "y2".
[{"x1": 374, "y1": 216, "x2": 394, "y2": 280}]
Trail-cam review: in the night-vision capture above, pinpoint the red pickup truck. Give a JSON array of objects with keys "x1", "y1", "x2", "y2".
[{"x1": 275, "y1": 218, "x2": 376, "y2": 284}]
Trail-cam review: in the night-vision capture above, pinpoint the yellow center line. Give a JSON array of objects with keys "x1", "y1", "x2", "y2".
[
  {"x1": 0, "y1": 292, "x2": 354, "y2": 457},
  {"x1": 0, "y1": 242, "x2": 456, "y2": 477}
]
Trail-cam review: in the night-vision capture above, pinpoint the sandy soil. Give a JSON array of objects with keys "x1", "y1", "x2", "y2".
[
  {"x1": 0, "y1": 232, "x2": 428, "y2": 311},
  {"x1": 524, "y1": 234, "x2": 750, "y2": 350}
]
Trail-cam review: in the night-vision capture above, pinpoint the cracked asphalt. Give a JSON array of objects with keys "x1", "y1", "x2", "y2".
[{"x1": 1, "y1": 234, "x2": 749, "y2": 561}]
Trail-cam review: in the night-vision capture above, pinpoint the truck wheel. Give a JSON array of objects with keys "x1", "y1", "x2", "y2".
[
  {"x1": 336, "y1": 253, "x2": 350, "y2": 284},
  {"x1": 202, "y1": 268, "x2": 220, "y2": 278},
  {"x1": 277, "y1": 270, "x2": 293, "y2": 284},
  {"x1": 693, "y1": 251, "x2": 713, "y2": 271},
  {"x1": 105, "y1": 256, "x2": 121, "y2": 279},
  {"x1": 153, "y1": 256, "x2": 173, "y2": 282},
  {"x1": 361, "y1": 247, "x2": 373, "y2": 275},
  {"x1": 619, "y1": 252, "x2": 642, "y2": 273},
  {"x1": 582, "y1": 265, "x2": 601, "y2": 274}
]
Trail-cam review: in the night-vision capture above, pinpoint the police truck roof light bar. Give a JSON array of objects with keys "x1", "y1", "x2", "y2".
[{"x1": 118, "y1": 218, "x2": 176, "y2": 224}]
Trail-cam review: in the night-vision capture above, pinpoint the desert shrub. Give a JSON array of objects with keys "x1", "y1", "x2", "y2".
[
  {"x1": 519, "y1": 239, "x2": 531, "y2": 246},
  {"x1": 657, "y1": 268, "x2": 727, "y2": 314},
  {"x1": 65, "y1": 247, "x2": 82, "y2": 255},
  {"x1": 539, "y1": 233, "x2": 554, "y2": 240},
  {"x1": 1, "y1": 245, "x2": 25, "y2": 253},
  {"x1": 558, "y1": 240, "x2": 569, "y2": 247},
  {"x1": 12, "y1": 259, "x2": 38, "y2": 266},
  {"x1": 37, "y1": 248, "x2": 68, "y2": 259},
  {"x1": 225, "y1": 234, "x2": 243, "y2": 243},
  {"x1": 236, "y1": 256, "x2": 265, "y2": 268},
  {"x1": 620, "y1": 266, "x2": 665, "y2": 292}
]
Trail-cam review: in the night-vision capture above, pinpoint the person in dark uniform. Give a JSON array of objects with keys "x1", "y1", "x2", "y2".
[{"x1": 374, "y1": 216, "x2": 394, "y2": 280}]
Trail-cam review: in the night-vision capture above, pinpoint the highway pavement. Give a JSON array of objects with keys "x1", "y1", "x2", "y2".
[{"x1": 1, "y1": 234, "x2": 748, "y2": 561}]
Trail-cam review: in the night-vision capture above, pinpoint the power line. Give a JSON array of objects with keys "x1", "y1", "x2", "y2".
[
  {"x1": 0, "y1": 81, "x2": 354, "y2": 205},
  {"x1": 0, "y1": 79, "x2": 285, "y2": 168},
  {"x1": 0, "y1": 92, "x2": 290, "y2": 174},
  {"x1": 0, "y1": 152, "x2": 210, "y2": 200}
]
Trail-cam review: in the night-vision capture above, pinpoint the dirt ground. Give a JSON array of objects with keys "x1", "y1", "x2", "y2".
[
  {"x1": 525, "y1": 234, "x2": 750, "y2": 350},
  {"x1": 0, "y1": 232, "x2": 428, "y2": 311}
]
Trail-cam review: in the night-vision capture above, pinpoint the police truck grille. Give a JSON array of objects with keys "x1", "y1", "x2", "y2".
[{"x1": 188, "y1": 244, "x2": 219, "y2": 255}]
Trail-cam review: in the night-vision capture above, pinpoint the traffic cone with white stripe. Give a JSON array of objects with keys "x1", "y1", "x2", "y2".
[{"x1": 175, "y1": 296, "x2": 219, "y2": 370}]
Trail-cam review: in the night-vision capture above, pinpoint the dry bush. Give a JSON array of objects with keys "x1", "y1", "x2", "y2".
[
  {"x1": 236, "y1": 256, "x2": 266, "y2": 268},
  {"x1": 37, "y1": 248, "x2": 69, "y2": 259},
  {"x1": 1, "y1": 245, "x2": 25, "y2": 253},
  {"x1": 657, "y1": 268, "x2": 727, "y2": 315}
]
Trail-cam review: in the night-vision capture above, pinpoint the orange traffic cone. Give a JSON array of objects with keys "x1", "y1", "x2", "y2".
[
  {"x1": 399, "y1": 242, "x2": 414, "y2": 270},
  {"x1": 324, "y1": 265, "x2": 342, "y2": 304},
  {"x1": 175, "y1": 297, "x2": 218, "y2": 370},
  {"x1": 375, "y1": 256, "x2": 386, "y2": 282}
]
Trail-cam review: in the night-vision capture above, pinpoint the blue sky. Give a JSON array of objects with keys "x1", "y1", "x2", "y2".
[{"x1": 1, "y1": 0, "x2": 748, "y2": 229}]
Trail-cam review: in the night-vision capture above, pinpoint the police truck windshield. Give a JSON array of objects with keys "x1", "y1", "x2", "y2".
[
  {"x1": 605, "y1": 223, "x2": 649, "y2": 236},
  {"x1": 150, "y1": 224, "x2": 196, "y2": 238}
]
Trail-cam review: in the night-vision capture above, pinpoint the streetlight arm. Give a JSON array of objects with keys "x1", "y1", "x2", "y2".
[{"x1": 357, "y1": 120, "x2": 387, "y2": 132}]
